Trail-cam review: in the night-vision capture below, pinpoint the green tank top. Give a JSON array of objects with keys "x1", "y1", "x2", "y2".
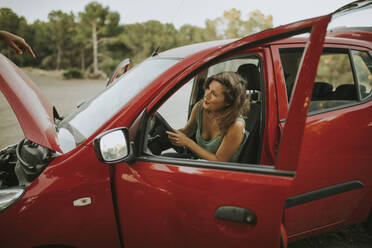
[{"x1": 195, "y1": 103, "x2": 247, "y2": 162}]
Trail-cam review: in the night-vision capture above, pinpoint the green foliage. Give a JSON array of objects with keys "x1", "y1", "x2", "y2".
[
  {"x1": 63, "y1": 67, "x2": 84, "y2": 79},
  {"x1": 120, "y1": 20, "x2": 178, "y2": 64},
  {"x1": 31, "y1": 21, "x2": 54, "y2": 68},
  {"x1": 100, "y1": 59, "x2": 120, "y2": 78},
  {"x1": 0, "y1": 8, "x2": 34, "y2": 66},
  {"x1": 178, "y1": 24, "x2": 210, "y2": 46},
  {"x1": 212, "y1": 8, "x2": 273, "y2": 39},
  {"x1": 78, "y1": 2, "x2": 121, "y2": 76},
  {"x1": 0, "y1": 8, "x2": 21, "y2": 31},
  {"x1": 48, "y1": 10, "x2": 76, "y2": 69},
  {"x1": 0, "y1": 5, "x2": 274, "y2": 77}
]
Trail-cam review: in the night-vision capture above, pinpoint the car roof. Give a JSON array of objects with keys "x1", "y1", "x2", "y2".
[
  {"x1": 157, "y1": 39, "x2": 237, "y2": 59},
  {"x1": 157, "y1": 31, "x2": 371, "y2": 61},
  {"x1": 268, "y1": 33, "x2": 372, "y2": 49}
]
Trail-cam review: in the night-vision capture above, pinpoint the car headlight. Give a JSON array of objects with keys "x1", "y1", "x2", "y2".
[{"x1": 0, "y1": 187, "x2": 25, "y2": 213}]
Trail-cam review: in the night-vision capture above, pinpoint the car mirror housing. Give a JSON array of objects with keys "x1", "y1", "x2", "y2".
[{"x1": 94, "y1": 127, "x2": 135, "y2": 164}]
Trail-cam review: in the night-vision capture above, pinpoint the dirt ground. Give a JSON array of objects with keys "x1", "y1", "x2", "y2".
[
  {"x1": 0, "y1": 68, "x2": 371, "y2": 247},
  {"x1": 289, "y1": 225, "x2": 372, "y2": 247}
]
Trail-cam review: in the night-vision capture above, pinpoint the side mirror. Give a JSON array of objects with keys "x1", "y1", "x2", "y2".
[{"x1": 94, "y1": 127, "x2": 135, "y2": 164}]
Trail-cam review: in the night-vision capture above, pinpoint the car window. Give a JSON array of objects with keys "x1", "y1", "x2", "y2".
[
  {"x1": 207, "y1": 56, "x2": 262, "y2": 103},
  {"x1": 158, "y1": 79, "x2": 193, "y2": 130},
  {"x1": 207, "y1": 58, "x2": 259, "y2": 77},
  {"x1": 280, "y1": 47, "x2": 370, "y2": 114},
  {"x1": 351, "y1": 50, "x2": 372, "y2": 100},
  {"x1": 144, "y1": 55, "x2": 263, "y2": 164},
  {"x1": 279, "y1": 47, "x2": 304, "y2": 100},
  {"x1": 157, "y1": 56, "x2": 261, "y2": 130}
]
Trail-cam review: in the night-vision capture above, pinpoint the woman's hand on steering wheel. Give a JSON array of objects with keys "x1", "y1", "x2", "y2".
[{"x1": 166, "y1": 130, "x2": 190, "y2": 148}]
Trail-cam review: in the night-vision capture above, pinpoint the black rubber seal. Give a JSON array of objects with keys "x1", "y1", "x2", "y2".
[{"x1": 285, "y1": 180, "x2": 365, "y2": 208}]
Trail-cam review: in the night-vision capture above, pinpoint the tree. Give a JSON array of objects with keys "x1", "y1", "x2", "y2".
[
  {"x1": 204, "y1": 19, "x2": 219, "y2": 41},
  {"x1": 74, "y1": 24, "x2": 88, "y2": 72},
  {"x1": 30, "y1": 20, "x2": 54, "y2": 69},
  {"x1": 244, "y1": 10, "x2": 273, "y2": 35},
  {"x1": 0, "y1": 8, "x2": 21, "y2": 34},
  {"x1": 120, "y1": 21, "x2": 178, "y2": 64},
  {"x1": 212, "y1": 8, "x2": 273, "y2": 39},
  {"x1": 0, "y1": 5, "x2": 274, "y2": 74},
  {"x1": 48, "y1": 10, "x2": 75, "y2": 69},
  {"x1": 0, "y1": 8, "x2": 25, "y2": 61},
  {"x1": 78, "y1": 2, "x2": 120, "y2": 77},
  {"x1": 178, "y1": 24, "x2": 209, "y2": 46}
]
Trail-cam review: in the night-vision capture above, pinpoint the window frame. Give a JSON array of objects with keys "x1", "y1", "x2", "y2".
[
  {"x1": 139, "y1": 51, "x2": 266, "y2": 166},
  {"x1": 275, "y1": 43, "x2": 372, "y2": 121}
]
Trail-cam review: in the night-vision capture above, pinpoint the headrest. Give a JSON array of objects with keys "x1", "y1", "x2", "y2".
[
  {"x1": 334, "y1": 84, "x2": 357, "y2": 100},
  {"x1": 237, "y1": 64, "x2": 260, "y2": 91},
  {"x1": 312, "y1": 82, "x2": 333, "y2": 100}
]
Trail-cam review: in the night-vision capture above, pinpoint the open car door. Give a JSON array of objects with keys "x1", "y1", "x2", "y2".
[{"x1": 113, "y1": 15, "x2": 331, "y2": 248}]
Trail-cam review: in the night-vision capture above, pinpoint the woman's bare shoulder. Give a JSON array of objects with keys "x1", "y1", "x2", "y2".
[
  {"x1": 190, "y1": 100, "x2": 202, "y2": 115},
  {"x1": 226, "y1": 119, "x2": 245, "y2": 136},
  {"x1": 234, "y1": 118, "x2": 245, "y2": 129}
]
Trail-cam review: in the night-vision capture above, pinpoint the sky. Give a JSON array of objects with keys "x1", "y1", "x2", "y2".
[{"x1": 1, "y1": 0, "x2": 352, "y2": 28}]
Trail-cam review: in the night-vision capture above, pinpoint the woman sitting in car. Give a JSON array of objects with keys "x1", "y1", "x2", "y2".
[{"x1": 167, "y1": 72, "x2": 250, "y2": 162}]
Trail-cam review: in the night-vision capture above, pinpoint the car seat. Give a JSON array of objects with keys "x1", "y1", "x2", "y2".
[
  {"x1": 237, "y1": 64, "x2": 262, "y2": 164},
  {"x1": 332, "y1": 84, "x2": 357, "y2": 100},
  {"x1": 312, "y1": 82, "x2": 333, "y2": 100}
]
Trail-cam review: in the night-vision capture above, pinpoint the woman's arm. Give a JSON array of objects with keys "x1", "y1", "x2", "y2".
[
  {"x1": 0, "y1": 30, "x2": 35, "y2": 57},
  {"x1": 214, "y1": 120, "x2": 245, "y2": 161},
  {"x1": 167, "y1": 119, "x2": 245, "y2": 162}
]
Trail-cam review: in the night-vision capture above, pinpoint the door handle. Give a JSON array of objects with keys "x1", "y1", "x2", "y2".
[{"x1": 215, "y1": 206, "x2": 257, "y2": 225}]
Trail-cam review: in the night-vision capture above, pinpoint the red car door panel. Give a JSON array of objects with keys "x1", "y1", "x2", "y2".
[
  {"x1": 115, "y1": 160, "x2": 293, "y2": 247},
  {"x1": 270, "y1": 32, "x2": 372, "y2": 238},
  {"x1": 285, "y1": 101, "x2": 372, "y2": 238}
]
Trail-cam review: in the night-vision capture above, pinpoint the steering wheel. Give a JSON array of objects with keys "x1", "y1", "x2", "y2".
[{"x1": 148, "y1": 112, "x2": 185, "y2": 155}]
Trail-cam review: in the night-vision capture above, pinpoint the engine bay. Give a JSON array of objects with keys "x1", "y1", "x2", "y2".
[{"x1": 0, "y1": 139, "x2": 55, "y2": 188}]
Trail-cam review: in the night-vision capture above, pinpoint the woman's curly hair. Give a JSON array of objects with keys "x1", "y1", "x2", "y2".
[{"x1": 203, "y1": 71, "x2": 250, "y2": 134}]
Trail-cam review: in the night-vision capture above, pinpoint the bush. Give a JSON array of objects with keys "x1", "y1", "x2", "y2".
[{"x1": 63, "y1": 68, "x2": 83, "y2": 79}]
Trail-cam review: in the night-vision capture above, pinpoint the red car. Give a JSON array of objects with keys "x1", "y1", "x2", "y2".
[{"x1": 0, "y1": 1, "x2": 371, "y2": 247}]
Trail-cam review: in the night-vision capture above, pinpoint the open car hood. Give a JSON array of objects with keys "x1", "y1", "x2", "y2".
[{"x1": 0, "y1": 54, "x2": 62, "y2": 153}]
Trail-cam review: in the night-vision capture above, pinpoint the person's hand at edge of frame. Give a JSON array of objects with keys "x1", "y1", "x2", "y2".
[{"x1": 0, "y1": 30, "x2": 36, "y2": 58}]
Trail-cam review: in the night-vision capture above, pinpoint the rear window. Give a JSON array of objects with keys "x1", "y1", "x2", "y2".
[{"x1": 279, "y1": 47, "x2": 372, "y2": 114}]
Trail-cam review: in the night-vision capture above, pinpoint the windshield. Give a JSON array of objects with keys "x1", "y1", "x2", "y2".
[{"x1": 57, "y1": 58, "x2": 179, "y2": 153}]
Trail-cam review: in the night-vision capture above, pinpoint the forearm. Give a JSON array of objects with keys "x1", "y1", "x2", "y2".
[
  {"x1": 167, "y1": 128, "x2": 220, "y2": 161},
  {"x1": 178, "y1": 127, "x2": 195, "y2": 137},
  {"x1": 0, "y1": 30, "x2": 7, "y2": 39}
]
